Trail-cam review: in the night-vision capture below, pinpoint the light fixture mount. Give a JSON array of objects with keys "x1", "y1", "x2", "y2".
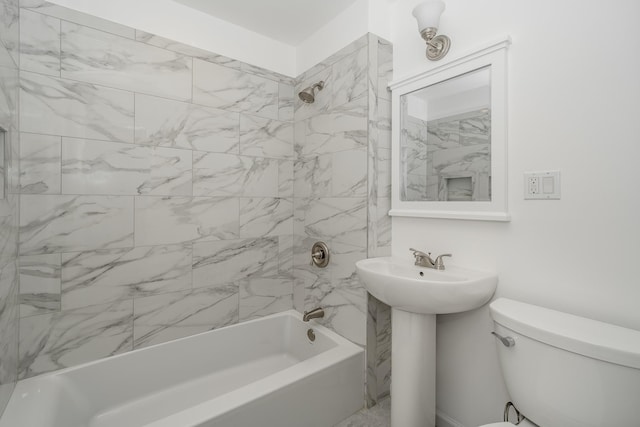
[
  {"x1": 412, "y1": 1, "x2": 451, "y2": 61},
  {"x1": 420, "y1": 28, "x2": 451, "y2": 61}
]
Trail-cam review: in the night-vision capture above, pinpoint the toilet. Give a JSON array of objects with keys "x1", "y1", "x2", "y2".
[{"x1": 478, "y1": 298, "x2": 640, "y2": 427}]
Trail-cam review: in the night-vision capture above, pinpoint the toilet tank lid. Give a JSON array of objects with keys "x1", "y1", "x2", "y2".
[{"x1": 490, "y1": 298, "x2": 640, "y2": 369}]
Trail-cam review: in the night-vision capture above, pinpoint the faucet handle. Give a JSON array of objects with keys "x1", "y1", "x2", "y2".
[
  {"x1": 409, "y1": 248, "x2": 430, "y2": 258},
  {"x1": 434, "y1": 254, "x2": 452, "y2": 270}
]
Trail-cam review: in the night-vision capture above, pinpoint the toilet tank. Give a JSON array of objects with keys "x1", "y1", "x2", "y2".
[{"x1": 489, "y1": 298, "x2": 640, "y2": 427}]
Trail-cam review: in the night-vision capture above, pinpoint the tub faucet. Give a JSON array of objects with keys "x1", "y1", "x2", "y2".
[
  {"x1": 410, "y1": 248, "x2": 452, "y2": 270},
  {"x1": 303, "y1": 307, "x2": 324, "y2": 322}
]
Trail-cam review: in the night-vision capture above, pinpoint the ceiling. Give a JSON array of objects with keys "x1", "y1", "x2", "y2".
[{"x1": 173, "y1": 0, "x2": 359, "y2": 46}]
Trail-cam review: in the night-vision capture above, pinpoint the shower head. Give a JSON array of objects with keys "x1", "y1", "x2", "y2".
[{"x1": 298, "y1": 81, "x2": 325, "y2": 104}]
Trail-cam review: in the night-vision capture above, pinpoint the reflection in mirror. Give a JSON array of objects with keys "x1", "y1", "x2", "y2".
[{"x1": 400, "y1": 66, "x2": 491, "y2": 201}]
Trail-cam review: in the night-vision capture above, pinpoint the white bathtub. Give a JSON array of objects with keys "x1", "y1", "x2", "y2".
[{"x1": 0, "y1": 310, "x2": 364, "y2": 427}]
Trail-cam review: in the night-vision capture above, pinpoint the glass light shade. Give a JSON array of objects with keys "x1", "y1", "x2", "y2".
[{"x1": 412, "y1": 1, "x2": 445, "y2": 32}]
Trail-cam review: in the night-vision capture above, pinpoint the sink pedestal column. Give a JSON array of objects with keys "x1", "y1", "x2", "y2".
[{"x1": 391, "y1": 308, "x2": 436, "y2": 427}]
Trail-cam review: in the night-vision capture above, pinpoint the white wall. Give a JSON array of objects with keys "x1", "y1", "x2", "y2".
[
  {"x1": 391, "y1": 0, "x2": 640, "y2": 425},
  {"x1": 47, "y1": 0, "x2": 297, "y2": 76}
]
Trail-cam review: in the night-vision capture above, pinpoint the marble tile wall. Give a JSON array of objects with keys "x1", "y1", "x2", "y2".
[
  {"x1": 0, "y1": 0, "x2": 19, "y2": 416},
  {"x1": 15, "y1": 2, "x2": 295, "y2": 379},
  {"x1": 10, "y1": 2, "x2": 394, "y2": 412},
  {"x1": 292, "y1": 34, "x2": 393, "y2": 406}
]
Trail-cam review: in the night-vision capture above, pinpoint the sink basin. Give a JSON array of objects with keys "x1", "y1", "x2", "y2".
[
  {"x1": 355, "y1": 256, "x2": 497, "y2": 314},
  {"x1": 356, "y1": 256, "x2": 498, "y2": 426}
]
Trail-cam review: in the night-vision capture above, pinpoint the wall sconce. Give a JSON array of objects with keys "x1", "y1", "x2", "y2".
[{"x1": 412, "y1": 1, "x2": 451, "y2": 61}]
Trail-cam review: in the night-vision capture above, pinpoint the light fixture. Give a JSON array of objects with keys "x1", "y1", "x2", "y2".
[{"x1": 412, "y1": 1, "x2": 451, "y2": 61}]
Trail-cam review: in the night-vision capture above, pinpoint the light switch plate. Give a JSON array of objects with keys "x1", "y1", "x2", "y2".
[{"x1": 524, "y1": 170, "x2": 561, "y2": 200}]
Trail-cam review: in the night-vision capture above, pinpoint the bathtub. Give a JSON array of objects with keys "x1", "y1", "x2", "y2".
[{"x1": 0, "y1": 310, "x2": 364, "y2": 427}]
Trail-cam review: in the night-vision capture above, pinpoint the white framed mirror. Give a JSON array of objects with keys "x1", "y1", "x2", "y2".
[{"x1": 389, "y1": 38, "x2": 511, "y2": 221}]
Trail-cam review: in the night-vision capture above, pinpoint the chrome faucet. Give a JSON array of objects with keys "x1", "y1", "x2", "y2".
[
  {"x1": 303, "y1": 307, "x2": 324, "y2": 322},
  {"x1": 410, "y1": 248, "x2": 452, "y2": 270}
]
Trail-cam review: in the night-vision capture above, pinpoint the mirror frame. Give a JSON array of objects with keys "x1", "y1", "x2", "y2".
[{"x1": 389, "y1": 38, "x2": 511, "y2": 221}]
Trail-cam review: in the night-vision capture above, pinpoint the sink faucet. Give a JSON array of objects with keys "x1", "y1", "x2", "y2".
[
  {"x1": 303, "y1": 307, "x2": 324, "y2": 322},
  {"x1": 410, "y1": 248, "x2": 452, "y2": 270}
]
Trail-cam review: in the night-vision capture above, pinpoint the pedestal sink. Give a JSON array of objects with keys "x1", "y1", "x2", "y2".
[{"x1": 355, "y1": 257, "x2": 497, "y2": 427}]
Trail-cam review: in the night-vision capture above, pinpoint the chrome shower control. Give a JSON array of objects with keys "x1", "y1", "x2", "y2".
[{"x1": 310, "y1": 242, "x2": 330, "y2": 268}]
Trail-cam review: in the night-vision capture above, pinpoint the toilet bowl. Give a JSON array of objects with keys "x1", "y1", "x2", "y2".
[{"x1": 479, "y1": 298, "x2": 640, "y2": 427}]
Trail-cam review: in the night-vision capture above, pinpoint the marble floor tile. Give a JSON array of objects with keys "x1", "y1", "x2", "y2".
[{"x1": 333, "y1": 397, "x2": 390, "y2": 427}]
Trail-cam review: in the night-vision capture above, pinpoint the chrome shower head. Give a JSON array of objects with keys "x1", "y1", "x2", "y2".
[{"x1": 298, "y1": 81, "x2": 325, "y2": 104}]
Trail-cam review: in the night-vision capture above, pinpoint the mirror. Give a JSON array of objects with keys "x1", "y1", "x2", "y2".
[{"x1": 390, "y1": 39, "x2": 510, "y2": 221}]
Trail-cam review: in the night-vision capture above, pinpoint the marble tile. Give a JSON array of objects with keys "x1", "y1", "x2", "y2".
[
  {"x1": 193, "y1": 152, "x2": 278, "y2": 197},
  {"x1": 239, "y1": 277, "x2": 292, "y2": 321},
  {"x1": 20, "y1": 0, "x2": 136, "y2": 39},
  {"x1": 61, "y1": 244, "x2": 192, "y2": 310},
  {"x1": 376, "y1": 197, "x2": 392, "y2": 250},
  {"x1": 144, "y1": 146, "x2": 192, "y2": 196},
  {"x1": 377, "y1": 39, "x2": 393, "y2": 102},
  {"x1": 332, "y1": 148, "x2": 367, "y2": 197},
  {"x1": 192, "y1": 152, "x2": 244, "y2": 197},
  {"x1": 19, "y1": 133, "x2": 61, "y2": 194},
  {"x1": 133, "y1": 285, "x2": 238, "y2": 349},
  {"x1": 278, "y1": 233, "x2": 294, "y2": 277},
  {"x1": 0, "y1": 193, "x2": 18, "y2": 261},
  {"x1": 18, "y1": 300, "x2": 133, "y2": 379},
  {"x1": 0, "y1": 64, "x2": 18, "y2": 130},
  {"x1": 295, "y1": 34, "x2": 368, "y2": 86},
  {"x1": 192, "y1": 237, "x2": 279, "y2": 288},
  {"x1": 20, "y1": 195, "x2": 134, "y2": 255},
  {"x1": 20, "y1": 9, "x2": 61, "y2": 76},
  {"x1": 377, "y1": 148, "x2": 391, "y2": 198},
  {"x1": 20, "y1": 71, "x2": 134, "y2": 143},
  {"x1": 0, "y1": 0, "x2": 19, "y2": 69},
  {"x1": 193, "y1": 59, "x2": 278, "y2": 120},
  {"x1": 134, "y1": 93, "x2": 239, "y2": 154},
  {"x1": 305, "y1": 273, "x2": 366, "y2": 346},
  {"x1": 334, "y1": 396, "x2": 390, "y2": 427},
  {"x1": 278, "y1": 160, "x2": 294, "y2": 198},
  {"x1": 239, "y1": 114, "x2": 293, "y2": 159},
  {"x1": 302, "y1": 97, "x2": 368, "y2": 158},
  {"x1": 294, "y1": 155, "x2": 331, "y2": 198},
  {"x1": 239, "y1": 197, "x2": 293, "y2": 238},
  {"x1": 61, "y1": 22, "x2": 192, "y2": 101},
  {"x1": 332, "y1": 46, "x2": 368, "y2": 107},
  {"x1": 239, "y1": 62, "x2": 294, "y2": 86},
  {"x1": 61, "y1": 138, "x2": 192, "y2": 196},
  {"x1": 134, "y1": 30, "x2": 241, "y2": 70},
  {"x1": 134, "y1": 196, "x2": 238, "y2": 246},
  {"x1": 278, "y1": 83, "x2": 294, "y2": 122},
  {"x1": 303, "y1": 198, "x2": 367, "y2": 248},
  {"x1": 0, "y1": 257, "x2": 18, "y2": 410},
  {"x1": 19, "y1": 254, "x2": 61, "y2": 317},
  {"x1": 377, "y1": 99, "x2": 392, "y2": 151},
  {"x1": 61, "y1": 138, "x2": 148, "y2": 195}
]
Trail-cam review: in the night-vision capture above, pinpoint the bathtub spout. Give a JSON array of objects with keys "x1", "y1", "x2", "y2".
[{"x1": 303, "y1": 307, "x2": 325, "y2": 322}]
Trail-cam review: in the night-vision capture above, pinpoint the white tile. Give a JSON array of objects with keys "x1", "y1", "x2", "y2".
[
  {"x1": 134, "y1": 196, "x2": 238, "y2": 246},
  {"x1": 331, "y1": 46, "x2": 368, "y2": 107},
  {"x1": 192, "y1": 237, "x2": 279, "y2": 288},
  {"x1": 20, "y1": 195, "x2": 134, "y2": 255},
  {"x1": 20, "y1": 72, "x2": 134, "y2": 143},
  {"x1": 18, "y1": 300, "x2": 133, "y2": 379},
  {"x1": 239, "y1": 114, "x2": 293, "y2": 159},
  {"x1": 278, "y1": 83, "x2": 294, "y2": 122},
  {"x1": 19, "y1": 133, "x2": 61, "y2": 194},
  {"x1": 193, "y1": 59, "x2": 278, "y2": 119},
  {"x1": 61, "y1": 244, "x2": 192, "y2": 310},
  {"x1": 134, "y1": 93, "x2": 239, "y2": 153},
  {"x1": 61, "y1": 138, "x2": 192, "y2": 196},
  {"x1": 133, "y1": 285, "x2": 238, "y2": 349},
  {"x1": 239, "y1": 278, "x2": 292, "y2": 321},
  {"x1": 332, "y1": 148, "x2": 367, "y2": 197},
  {"x1": 239, "y1": 198, "x2": 293, "y2": 238},
  {"x1": 61, "y1": 22, "x2": 192, "y2": 101},
  {"x1": 19, "y1": 254, "x2": 61, "y2": 317},
  {"x1": 20, "y1": 9, "x2": 61, "y2": 76}
]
